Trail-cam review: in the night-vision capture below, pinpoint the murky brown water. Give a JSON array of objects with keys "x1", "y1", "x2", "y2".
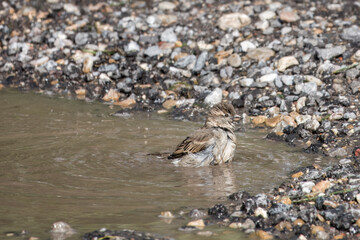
[{"x1": 0, "y1": 90, "x2": 336, "y2": 240}]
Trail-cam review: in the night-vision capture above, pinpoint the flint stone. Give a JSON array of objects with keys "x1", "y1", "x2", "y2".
[
  {"x1": 175, "y1": 55, "x2": 196, "y2": 69},
  {"x1": 193, "y1": 51, "x2": 208, "y2": 73},
  {"x1": 316, "y1": 46, "x2": 346, "y2": 60},
  {"x1": 341, "y1": 25, "x2": 360, "y2": 42}
]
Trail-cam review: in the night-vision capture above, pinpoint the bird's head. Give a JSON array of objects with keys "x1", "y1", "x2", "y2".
[{"x1": 205, "y1": 102, "x2": 239, "y2": 131}]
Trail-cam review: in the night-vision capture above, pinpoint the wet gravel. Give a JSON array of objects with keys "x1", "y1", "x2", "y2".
[{"x1": 1, "y1": 0, "x2": 360, "y2": 239}]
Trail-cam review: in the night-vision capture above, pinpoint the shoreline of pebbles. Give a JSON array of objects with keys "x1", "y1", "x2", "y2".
[{"x1": 1, "y1": 0, "x2": 360, "y2": 239}]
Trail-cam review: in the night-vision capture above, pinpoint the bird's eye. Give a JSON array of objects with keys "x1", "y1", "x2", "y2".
[{"x1": 224, "y1": 113, "x2": 229, "y2": 117}]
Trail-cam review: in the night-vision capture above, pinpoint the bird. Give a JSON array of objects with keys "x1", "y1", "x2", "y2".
[{"x1": 168, "y1": 102, "x2": 238, "y2": 167}]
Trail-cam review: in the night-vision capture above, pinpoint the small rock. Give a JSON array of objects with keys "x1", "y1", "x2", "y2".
[
  {"x1": 316, "y1": 46, "x2": 346, "y2": 60},
  {"x1": 102, "y1": 89, "x2": 120, "y2": 102},
  {"x1": 259, "y1": 73, "x2": 278, "y2": 83},
  {"x1": 161, "y1": 28, "x2": 177, "y2": 42},
  {"x1": 197, "y1": 231, "x2": 214, "y2": 237},
  {"x1": 75, "y1": 32, "x2": 89, "y2": 45},
  {"x1": 218, "y1": 13, "x2": 251, "y2": 30},
  {"x1": 254, "y1": 230, "x2": 273, "y2": 240},
  {"x1": 341, "y1": 25, "x2": 360, "y2": 43},
  {"x1": 305, "y1": 75, "x2": 323, "y2": 86},
  {"x1": 300, "y1": 181, "x2": 315, "y2": 194},
  {"x1": 239, "y1": 78, "x2": 254, "y2": 87},
  {"x1": 312, "y1": 180, "x2": 330, "y2": 193},
  {"x1": 247, "y1": 48, "x2": 275, "y2": 61},
  {"x1": 254, "y1": 207, "x2": 268, "y2": 219},
  {"x1": 51, "y1": 221, "x2": 76, "y2": 233},
  {"x1": 328, "y1": 148, "x2": 347, "y2": 157},
  {"x1": 279, "y1": 10, "x2": 300, "y2": 22},
  {"x1": 63, "y1": 3, "x2": 80, "y2": 15},
  {"x1": 124, "y1": 41, "x2": 140, "y2": 53},
  {"x1": 229, "y1": 222, "x2": 242, "y2": 229},
  {"x1": 162, "y1": 99, "x2": 177, "y2": 109},
  {"x1": 227, "y1": 53, "x2": 242, "y2": 67},
  {"x1": 175, "y1": 55, "x2": 196, "y2": 69},
  {"x1": 259, "y1": 10, "x2": 276, "y2": 20},
  {"x1": 159, "y1": 211, "x2": 175, "y2": 218},
  {"x1": 144, "y1": 46, "x2": 163, "y2": 57},
  {"x1": 277, "y1": 56, "x2": 299, "y2": 72},
  {"x1": 193, "y1": 51, "x2": 208, "y2": 73},
  {"x1": 187, "y1": 219, "x2": 205, "y2": 229},
  {"x1": 204, "y1": 88, "x2": 222, "y2": 106},
  {"x1": 242, "y1": 218, "x2": 255, "y2": 230},
  {"x1": 189, "y1": 209, "x2": 207, "y2": 219},
  {"x1": 158, "y1": 1, "x2": 176, "y2": 11},
  {"x1": 265, "y1": 116, "x2": 282, "y2": 128},
  {"x1": 252, "y1": 116, "x2": 267, "y2": 125},
  {"x1": 240, "y1": 40, "x2": 256, "y2": 52}
]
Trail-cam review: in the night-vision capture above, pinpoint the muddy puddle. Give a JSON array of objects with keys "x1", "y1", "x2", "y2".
[{"x1": 0, "y1": 90, "x2": 338, "y2": 239}]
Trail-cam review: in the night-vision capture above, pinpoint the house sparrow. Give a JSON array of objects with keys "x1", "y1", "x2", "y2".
[{"x1": 168, "y1": 102, "x2": 238, "y2": 167}]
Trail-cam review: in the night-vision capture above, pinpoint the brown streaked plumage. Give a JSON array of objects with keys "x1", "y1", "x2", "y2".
[{"x1": 168, "y1": 102, "x2": 238, "y2": 167}]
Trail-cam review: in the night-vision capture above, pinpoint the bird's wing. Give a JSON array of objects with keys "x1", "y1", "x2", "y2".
[{"x1": 168, "y1": 128, "x2": 214, "y2": 159}]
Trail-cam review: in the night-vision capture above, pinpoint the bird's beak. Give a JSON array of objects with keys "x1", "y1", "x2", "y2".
[{"x1": 232, "y1": 114, "x2": 241, "y2": 121}]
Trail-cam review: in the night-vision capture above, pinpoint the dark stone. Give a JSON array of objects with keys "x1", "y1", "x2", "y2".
[
  {"x1": 315, "y1": 196, "x2": 324, "y2": 210},
  {"x1": 228, "y1": 191, "x2": 251, "y2": 201},
  {"x1": 268, "y1": 203, "x2": 291, "y2": 216},
  {"x1": 232, "y1": 96, "x2": 245, "y2": 108},
  {"x1": 208, "y1": 204, "x2": 228, "y2": 219},
  {"x1": 332, "y1": 213, "x2": 355, "y2": 230}
]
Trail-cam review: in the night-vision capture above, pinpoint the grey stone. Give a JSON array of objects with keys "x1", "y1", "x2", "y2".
[
  {"x1": 316, "y1": 46, "x2": 346, "y2": 60},
  {"x1": 175, "y1": 55, "x2": 196, "y2": 69},
  {"x1": 199, "y1": 72, "x2": 218, "y2": 86},
  {"x1": 75, "y1": 32, "x2": 89, "y2": 45},
  {"x1": 144, "y1": 46, "x2": 163, "y2": 57},
  {"x1": 239, "y1": 78, "x2": 254, "y2": 87},
  {"x1": 346, "y1": 68, "x2": 359, "y2": 79},
  {"x1": 275, "y1": 77, "x2": 283, "y2": 88},
  {"x1": 204, "y1": 88, "x2": 222, "y2": 106},
  {"x1": 341, "y1": 25, "x2": 360, "y2": 42},
  {"x1": 302, "y1": 82, "x2": 317, "y2": 95},
  {"x1": 124, "y1": 41, "x2": 140, "y2": 53},
  {"x1": 161, "y1": 28, "x2": 177, "y2": 42},
  {"x1": 329, "y1": 148, "x2": 347, "y2": 157},
  {"x1": 98, "y1": 64, "x2": 118, "y2": 72},
  {"x1": 350, "y1": 81, "x2": 360, "y2": 94},
  {"x1": 281, "y1": 75, "x2": 294, "y2": 86},
  {"x1": 344, "y1": 112, "x2": 357, "y2": 120},
  {"x1": 193, "y1": 51, "x2": 208, "y2": 73},
  {"x1": 44, "y1": 60, "x2": 57, "y2": 71}
]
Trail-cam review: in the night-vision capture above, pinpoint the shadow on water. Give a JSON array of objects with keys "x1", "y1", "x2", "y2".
[{"x1": 0, "y1": 90, "x2": 337, "y2": 239}]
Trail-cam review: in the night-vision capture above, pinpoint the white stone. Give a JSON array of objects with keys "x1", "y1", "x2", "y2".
[
  {"x1": 259, "y1": 10, "x2": 276, "y2": 20},
  {"x1": 254, "y1": 207, "x2": 268, "y2": 219},
  {"x1": 305, "y1": 75, "x2": 323, "y2": 86},
  {"x1": 300, "y1": 181, "x2": 315, "y2": 194},
  {"x1": 63, "y1": 3, "x2": 80, "y2": 16},
  {"x1": 158, "y1": 1, "x2": 176, "y2": 11},
  {"x1": 296, "y1": 96, "x2": 307, "y2": 112},
  {"x1": 204, "y1": 88, "x2": 223, "y2": 106},
  {"x1": 218, "y1": 13, "x2": 251, "y2": 31},
  {"x1": 239, "y1": 78, "x2": 254, "y2": 87},
  {"x1": 240, "y1": 40, "x2": 256, "y2": 52},
  {"x1": 295, "y1": 115, "x2": 312, "y2": 125},
  {"x1": 258, "y1": 73, "x2": 278, "y2": 83},
  {"x1": 277, "y1": 56, "x2": 299, "y2": 72}
]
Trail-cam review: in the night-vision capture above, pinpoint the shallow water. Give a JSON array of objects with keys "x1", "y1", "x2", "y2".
[{"x1": 0, "y1": 90, "x2": 336, "y2": 240}]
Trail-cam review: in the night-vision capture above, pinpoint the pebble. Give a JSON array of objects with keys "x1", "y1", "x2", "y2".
[
  {"x1": 175, "y1": 55, "x2": 196, "y2": 69},
  {"x1": 227, "y1": 54, "x2": 242, "y2": 67},
  {"x1": 279, "y1": 10, "x2": 300, "y2": 22},
  {"x1": 259, "y1": 73, "x2": 278, "y2": 83},
  {"x1": 75, "y1": 32, "x2": 89, "y2": 45},
  {"x1": 193, "y1": 51, "x2": 208, "y2": 73},
  {"x1": 341, "y1": 25, "x2": 360, "y2": 42},
  {"x1": 218, "y1": 13, "x2": 251, "y2": 30},
  {"x1": 158, "y1": 1, "x2": 176, "y2": 11},
  {"x1": 316, "y1": 46, "x2": 347, "y2": 60},
  {"x1": 277, "y1": 56, "x2": 299, "y2": 72},
  {"x1": 239, "y1": 78, "x2": 254, "y2": 87},
  {"x1": 161, "y1": 28, "x2": 177, "y2": 42},
  {"x1": 204, "y1": 88, "x2": 222, "y2": 106},
  {"x1": 144, "y1": 46, "x2": 163, "y2": 57},
  {"x1": 240, "y1": 40, "x2": 256, "y2": 52},
  {"x1": 247, "y1": 48, "x2": 275, "y2": 61}
]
